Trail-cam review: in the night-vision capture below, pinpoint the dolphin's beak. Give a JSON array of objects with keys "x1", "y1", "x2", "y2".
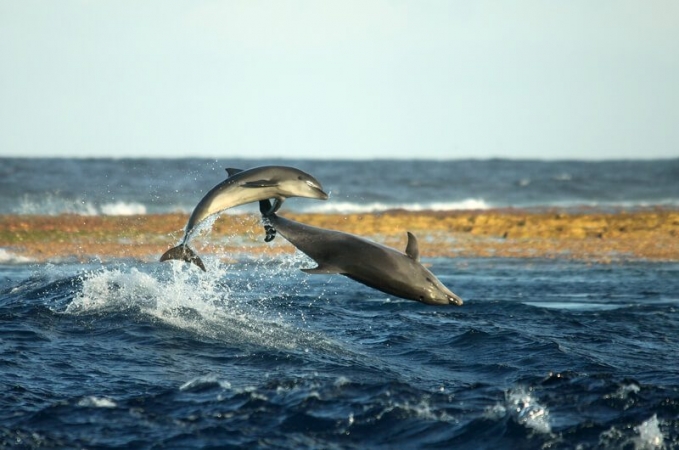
[
  {"x1": 317, "y1": 188, "x2": 329, "y2": 200},
  {"x1": 447, "y1": 292, "x2": 464, "y2": 306},
  {"x1": 305, "y1": 180, "x2": 329, "y2": 200}
]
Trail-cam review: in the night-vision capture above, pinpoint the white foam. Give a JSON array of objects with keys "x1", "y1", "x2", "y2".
[
  {"x1": 370, "y1": 396, "x2": 457, "y2": 424},
  {"x1": 0, "y1": 248, "x2": 33, "y2": 264},
  {"x1": 600, "y1": 413, "x2": 666, "y2": 449},
  {"x1": 180, "y1": 375, "x2": 232, "y2": 392},
  {"x1": 486, "y1": 386, "x2": 552, "y2": 434},
  {"x1": 17, "y1": 194, "x2": 99, "y2": 216},
  {"x1": 16, "y1": 194, "x2": 149, "y2": 216},
  {"x1": 302, "y1": 198, "x2": 491, "y2": 214},
  {"x1": 552, "y1": 173, "x2": 573, "y2": 181},
  {"x1": 606, "y1": 382, "x2": 641, "y2": 400},
  {"x1": 65, "y1": 261, "x2": 346, "y2": 355},
  {"x1": 523, "y1": 301, "x2": 624, "y2": 311},
  {"x1": 634, "y1": 415, "x2": 664, "y2": 449},
  {"x1": 77, "y1": 396, "x2": 117, "y2": 408},
  {"x1": 100, "y1": 201, "x2": 147, "y2": 216}
]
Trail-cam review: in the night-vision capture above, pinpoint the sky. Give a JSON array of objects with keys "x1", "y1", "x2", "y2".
[{"x1": 0, "y1": 1, "x2": 677, "y2": 160}]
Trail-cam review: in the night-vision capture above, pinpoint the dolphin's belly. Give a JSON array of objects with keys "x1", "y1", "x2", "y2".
[
  {"x1": 209, "y1": 187, "x2": 277, "y2": 213},
  {"x1": 187, "y1": 186, "x2": 278, "y2": 231}
]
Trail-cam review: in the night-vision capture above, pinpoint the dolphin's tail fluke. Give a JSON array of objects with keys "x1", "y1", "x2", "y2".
[{"x1": 160, "y1": 244, "x2": 206, "y2": 271}]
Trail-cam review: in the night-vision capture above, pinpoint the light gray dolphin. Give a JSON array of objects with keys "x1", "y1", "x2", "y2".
[
  {"x1": 259, "y1": 200, "x2": 463, "y2": 306},
  {"x1": 160, "y1": 166, "x2": 328, "y2": 271}
]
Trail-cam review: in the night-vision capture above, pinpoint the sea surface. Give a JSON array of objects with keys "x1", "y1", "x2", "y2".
[
  {"x1": 1, "y1": 158, "x2": 679, "y2": 449},
  {"x1": 1, "y1": 158, "x2": 678, "y2": 215}
]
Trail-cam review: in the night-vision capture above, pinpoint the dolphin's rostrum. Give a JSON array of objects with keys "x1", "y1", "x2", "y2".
[
  {"x1": 259, "y1": 200, "x2": 463, "y2": 306},
  {"x1": 160, "y1": 166, "x2": 328, "y2": 271}
]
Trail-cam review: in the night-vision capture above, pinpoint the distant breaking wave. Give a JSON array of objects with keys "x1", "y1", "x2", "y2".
[
  {"x1": 12, "y1": 194, "x2": 679, "y2": 216},
  {"x1": 299, "y1": 198, "x2": 493, "y2": 214},
  {"x1": 16, "y1": 194, "x2": 148, "y2": 216},
  {"x1": 13, "y1": 194, "x2": 492, "y2": 216}
]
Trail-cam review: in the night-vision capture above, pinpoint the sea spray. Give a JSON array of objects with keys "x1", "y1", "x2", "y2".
[
  {"x1": 634, "y1": 414, "x2": 665, "y2": 449},
  {"x1": 64, "y1": 258, "x2": 348, "y2": 356},
  {"x1": 485, "y1": 386, "x2": 552, "y2": 435}
]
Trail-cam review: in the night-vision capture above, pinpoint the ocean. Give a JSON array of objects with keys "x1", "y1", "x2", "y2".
[
  {"x1": 1, "y1": 158, "x2": 679, "y2": 449},
  {"x1": 2, "y1": 158, "x2": 678, "y2": 216}
]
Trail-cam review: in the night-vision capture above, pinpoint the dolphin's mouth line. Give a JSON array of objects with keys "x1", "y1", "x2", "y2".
[
  {"x1": 315, "y1": 187, "x2": 330, "y2": 199},
  {"x1": 305, "y1": 180, "x2": 329, "y2": 199}
]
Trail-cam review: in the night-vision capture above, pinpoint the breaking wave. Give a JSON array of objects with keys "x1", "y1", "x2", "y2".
[{"x1": 16, "y1": 194, "x2": 148, "y2": 216}]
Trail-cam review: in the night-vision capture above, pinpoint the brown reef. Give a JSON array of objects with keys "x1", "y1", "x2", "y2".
[{"x1": 1, "y1": 209, "x2": 678, "y2": 264}]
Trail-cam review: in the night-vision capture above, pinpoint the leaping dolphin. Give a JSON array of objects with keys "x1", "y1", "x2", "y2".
[
  {"x1": 259, "y1": 200, "x2": 463, "y2": 306},
  {"x1": 160, "y1": 166, "x2": 328, "y2": 271}
]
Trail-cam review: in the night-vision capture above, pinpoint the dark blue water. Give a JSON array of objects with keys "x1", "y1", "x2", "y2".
[
  {"x1": 1, "y1": 158, "x2": 678, "y2": 215},
  {"x1": 1, "y1": 256, "x2": 678, "y2": 449},
  {"x1": 1, "y1": 158, "x2": 679, "y2": 448}
]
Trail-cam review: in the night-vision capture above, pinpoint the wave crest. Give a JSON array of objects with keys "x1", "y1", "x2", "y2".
[
  {"x1": 302, "y1": 198, "x2": 491, "y2": 214},
  {"x1": 16, "y1": 193, "x2": 148, "y2": 216}
]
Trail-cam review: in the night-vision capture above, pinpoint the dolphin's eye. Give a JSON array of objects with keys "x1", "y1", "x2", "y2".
[
  {"x1": 298, "y1": 176, "x2": 303, "y2": 180},
  {"x1": 426, "y1": 277, "x2": 433, "y2": 283}
]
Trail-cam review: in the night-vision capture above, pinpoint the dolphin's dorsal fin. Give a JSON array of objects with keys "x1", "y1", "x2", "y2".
[
  {"x1": 225, "y1": 168, "x2": 243, "y2": 177},
  {"x1": 405, "y1": 232, "x2": 420, "y2": 261},
  {"x1": 302, "y1": 264, "x2": 343, "y2": 275}
]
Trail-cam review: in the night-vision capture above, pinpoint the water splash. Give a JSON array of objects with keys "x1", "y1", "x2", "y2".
[
  {"x1": 600, "y1": 414, "x2": 666, "y2": 449},
  {"x1": 634, "y1": 415, "x2": 664, "y2": 449},
  {"x1": 64, "y1": 256, "x2": 347, "y2": 355},
  {"x1": 486, "y1": 386, "x2": 552, "y2": 434}
]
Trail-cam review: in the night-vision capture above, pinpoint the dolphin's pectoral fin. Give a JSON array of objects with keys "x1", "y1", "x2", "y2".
[
  {"x1": 160, "y1": 244, "x2": 206, "y2": 271},
  {"x1": 301, "y1": 264, "x2": 343, "y2": 275},
  {"x1": 405, "y1": 232, "x2": 420, "y2": 261},
  {"x1": 258, "y1": 200, "x2": 277, "y2": 241},
  {"x1": 259, "y1": 199, "x2": 273, "y2": 216},
  {"x1": 269, "y1": 198, "x2": 284, "y2": 214},
  {"x1": 241, "y1": 180, "x2": 278, "y2": 188},
  {"x1": 225, "y1": 168, "x2": 243, "y2": 177}
]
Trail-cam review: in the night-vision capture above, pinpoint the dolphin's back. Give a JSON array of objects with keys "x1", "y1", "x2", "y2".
[
  {"x1": 184, "y1": 166, "x2": 327, "y2": 239},
  {"x1": 271, "y1": 215, "x2": 406, "y2": 275},
  {"x1": 268, "y1": 212, "x2": 463, "y2": 305}
]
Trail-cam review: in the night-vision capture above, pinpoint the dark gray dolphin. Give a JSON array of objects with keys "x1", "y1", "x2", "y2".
[
  {"x1": 161, "y1": 166, "x2": 328, "y2": 271},
  {"x1": 259, "y1": 200, "x2": 463, "y2": 306}
]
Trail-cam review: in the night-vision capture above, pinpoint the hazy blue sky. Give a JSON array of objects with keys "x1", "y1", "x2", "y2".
[{"x1": 1, "y1": 1, "x2": 677, "y2": 160}]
